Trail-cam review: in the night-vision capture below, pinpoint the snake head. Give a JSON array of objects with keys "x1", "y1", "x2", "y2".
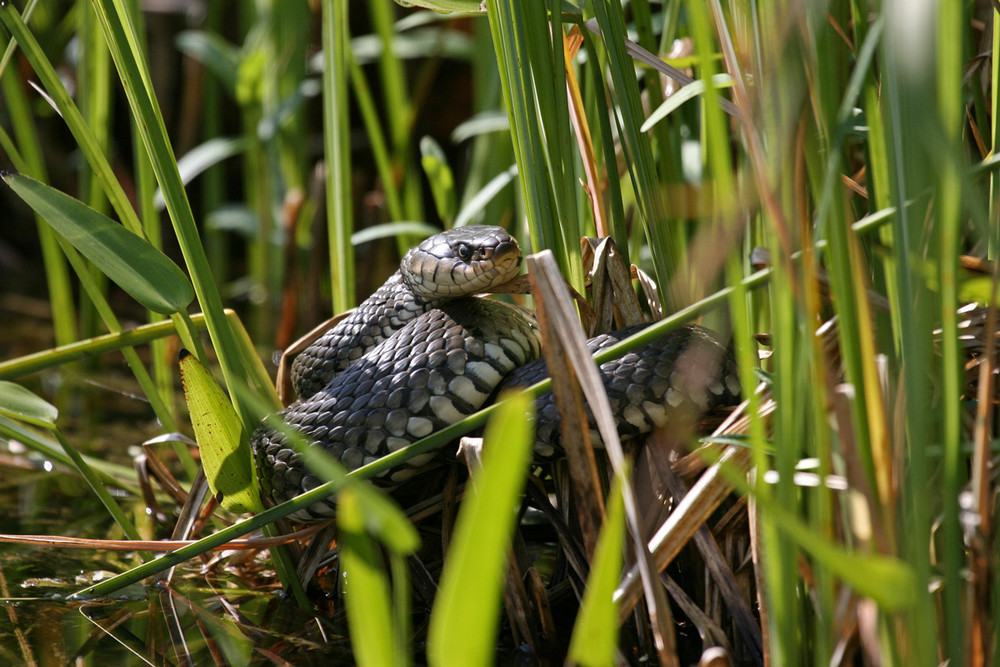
[{"x1": 401, "y1": 225, "x2": 523, "y2": 299}]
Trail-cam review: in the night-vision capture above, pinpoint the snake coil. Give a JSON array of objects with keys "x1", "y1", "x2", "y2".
[{"x1": 251, "y1": 226, "x2": 739, "y2": 519}]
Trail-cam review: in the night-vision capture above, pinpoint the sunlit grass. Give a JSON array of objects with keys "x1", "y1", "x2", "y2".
[{"x1": 0, "y1": 0, "x2": 998, "y2": 663}]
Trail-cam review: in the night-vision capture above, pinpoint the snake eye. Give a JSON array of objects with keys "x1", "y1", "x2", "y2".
[{"x1": 455, "y1": 243, "x2": 474, "y2": 261}]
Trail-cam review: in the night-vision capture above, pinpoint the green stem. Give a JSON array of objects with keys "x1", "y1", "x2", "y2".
[{"x1": 321, "y1": 0, "x2": 355, "y2": 314}]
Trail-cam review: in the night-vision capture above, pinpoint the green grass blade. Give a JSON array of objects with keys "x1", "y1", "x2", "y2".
[
  {"x1": 278, "y1": 411, "x2": 419, "y2": 555},
  {"x1": 77, "y1": 0, "x2": 112, "y2": 216},
  {"x1": 0, "y1": 384, "x2": 142, "y2": 543},
  {"x1": 882, "y1": 2, "x2": 947, "y2": 657},
  {"x1": 568, "y1": 475, "x2": 626, "y2": 666},
  {"x1": 0, "y1": 169, "x2": 183, "y2": 432},
  {"x1": 0, "y1": 415, "x2": 137, "y2": 486},
  {"x1": 338, "y1": 486, "x2": 406, "y2": 667},
  {"x1": 934, "y1": 1, "x2": 967, "y2": 661},
  {"x1": 321, "y1": 0, "x2": 356, "y2": 314},
  {"x1": 0, "y1": 4, "x2": 143, "y2": 237},
  {"x1": 88, "y1": 0, "x2": 255, "y2": 428},
  {"x1": 0, "y1": 314, "x2": 209, "y2": 379},
  {"x1": 641, "y1": 73, "x2": 735, "y2": 132},
  {"x1": 0, "y1": 63, "x2": 77, "y2": 347},
  {"x1": 370, "y1": 0, "x2": 423, "y2": 231},
  {"x1": 427, "y1": 391, "x2": 534, "y2": 666},
  {"x1": 589, "y1": 0, "x2": 675, "y2": 305},
  {"x1": 349, "y1": 48, "x2": 404, "y2": 223},
  {"x1": 53, "y1": 429, "x2": 142, "y2": 544},
  {"x1": 486, "y1": 1, "x2": 556, "y2": 246}
]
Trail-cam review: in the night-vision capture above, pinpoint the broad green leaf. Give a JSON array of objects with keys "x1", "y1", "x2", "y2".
[
  {"x1": 346, "y1": 486, "x2": 421, "y2": 556},
  {"x1": 0, "y1": 381, "x2": 58, "y2": 428},
  {"x1": 179, "y1": 350, "x2": 262, "y2": 513},
  {"x1": 2, "y1": 172, "x2": 194, "y2": 315},
  {"x1": 339, "y1": 486, "x2": 398, "y2": 667},
  {"x1": 568, "y1": 476, "x2": 626, "y2": 666},
  {"x1": 427, "y1": 392, "x2": 534, "y2": 666},
  {"x1": 803, "y1": 535, "x2": 917, "y2": 611},
  {"x1": 420, "y1": 136, "x2": 456, "y2": 225}
]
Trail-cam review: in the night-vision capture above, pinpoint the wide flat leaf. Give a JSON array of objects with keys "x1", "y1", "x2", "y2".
[
  {"x1": 426, "y1": 392, "x2": 534, "y2": 666},
  {"x1": 0, "y1": 381, "x2": 58, "y2": 428},
  {"x1": 781, "y1": 512, "x2": 917, "y2": 611},
  {"x1": 3, "y1": 172, "x2": 194, "y2": 315},
  {"x1": 179, "y1": 350, "x2": 262, "y2": 513}
]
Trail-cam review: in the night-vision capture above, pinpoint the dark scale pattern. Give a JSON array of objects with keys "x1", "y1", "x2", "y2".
[
  {"x1": 290, "y1": 226, "x2": 523, "y2": 400},
  {"x1": 252, "y1": 225, "x2": 743, "y2": 521},
  {"x1": 497, "y1": 323, "x2": 741, "y2": 458},
  {"x1": 290, "y1": 274, "x2": 433, "y2": 400},
  {"x1": 253, "y1": 298, "x2": 541, "y2": 520}
]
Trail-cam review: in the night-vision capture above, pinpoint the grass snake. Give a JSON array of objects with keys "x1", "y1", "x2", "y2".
[{"x1": 251, "y1": 226, "x2": 740, "y2": 519}]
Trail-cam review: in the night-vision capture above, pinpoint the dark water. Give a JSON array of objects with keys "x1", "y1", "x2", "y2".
[
  {"x1": 0, "y1": 434, "x2": 358, "y2": 666},
  {"x1": 0, "y1": 302, "x2": 357, "y2": 665}
]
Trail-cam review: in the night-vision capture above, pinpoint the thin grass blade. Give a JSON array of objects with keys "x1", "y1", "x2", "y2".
[{"x1": 568, "y1": 475, "x2": 626, "y2": 666}]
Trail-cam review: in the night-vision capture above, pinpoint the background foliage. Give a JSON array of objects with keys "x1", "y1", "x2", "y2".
[{"x1": 0, "y1": 0, "x2": 998, "y2": 664}]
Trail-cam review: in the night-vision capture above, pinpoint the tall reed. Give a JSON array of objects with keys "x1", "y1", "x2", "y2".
[{"x1": 0, "y1": 0, "x2": 997, "y2": 663}]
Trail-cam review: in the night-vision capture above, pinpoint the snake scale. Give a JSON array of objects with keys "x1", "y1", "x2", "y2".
[{"x1": 250, "y1": 226, "x2": 740, "y2": 519}]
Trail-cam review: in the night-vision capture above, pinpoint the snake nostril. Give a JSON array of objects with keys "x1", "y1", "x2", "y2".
[{"x1": 492, "y1": 240, "x2": 519, "y2": 264}]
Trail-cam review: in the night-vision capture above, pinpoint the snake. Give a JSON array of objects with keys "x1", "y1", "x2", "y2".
[{"x1": 250, "y1": 226, "x2": 740, "y2": 520}]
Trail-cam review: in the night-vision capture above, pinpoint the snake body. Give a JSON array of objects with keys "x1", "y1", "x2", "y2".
[{"x1": 250, "y1": 226, "x2": 739, "y2": 519}]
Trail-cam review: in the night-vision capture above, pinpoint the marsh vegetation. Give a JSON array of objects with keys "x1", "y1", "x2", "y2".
[{"x1": 0, "y1": 0, "x2": 998, "y2": 664}]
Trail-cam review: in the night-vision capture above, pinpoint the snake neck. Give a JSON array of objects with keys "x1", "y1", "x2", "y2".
[{"x1": 290, "y1": 271, "x2": 447, "y2": 400}]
